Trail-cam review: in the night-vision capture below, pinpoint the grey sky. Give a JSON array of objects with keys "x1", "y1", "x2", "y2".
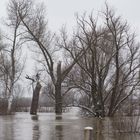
[
  {"x1": 0, "y1": 0, "x2": 139, "y2": 95},
  {"x1": 46, "y1": 0, "x2": 140, "y2": 35},
  {"x1": 0, "y1": 0, "x2": 140, "y2": 35}
]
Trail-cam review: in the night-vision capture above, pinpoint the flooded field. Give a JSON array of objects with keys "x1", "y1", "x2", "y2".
[{"x1": 0, "y1": 108, "x2": 140, "y2": 140}]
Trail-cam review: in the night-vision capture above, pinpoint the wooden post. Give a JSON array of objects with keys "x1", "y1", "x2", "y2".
[{"x1": 84, "y1": 127, "x2": 93, "y2": 140}]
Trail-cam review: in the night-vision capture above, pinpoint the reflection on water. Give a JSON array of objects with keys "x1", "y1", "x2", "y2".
[
  {"x1": 94, "y1": 118, "x2": 104, "y2": 140},
  {"x1": 31, "y1": 115, "x2": 38, "y2": 121},
  {"x1": 31, "y1": 115, "x2": 40, "y2": 140},
  {"x1": 0, "y1": 108, "x2": 140, "y2": 140},
  {"x1": 0, "y1": 116, "x2": 15, "y2": 140},
  {"x1": 55, "y1": 115, "x2": 63, "y2": 140}
]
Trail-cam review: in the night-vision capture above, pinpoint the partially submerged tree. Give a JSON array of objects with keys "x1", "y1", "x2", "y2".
[
  {"x1": 61, "y1": 6, "x2": 140, "y2": 117},
  {"x1": 6, "y1": 0, "x2": 140, "y2": 117},
  {"x1": 8, "y1": 0, "x2": 86, "y2": 114},
  {"x1": 103, "y1": 5, "x2": 140, "y2": 116},
  {"x1": 0, "y1": 0, "x2": 25, "y2": 114},
  {"x1": 26, "y1": 74, "x2": 41, "y2": 115}
]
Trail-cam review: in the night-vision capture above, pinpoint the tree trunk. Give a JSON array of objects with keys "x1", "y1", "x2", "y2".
[
  {"x1": 55, "y1": 82, "x2": 62, "y2": 114},
  {"x1": 55, "y1": 62, "x2": 62, "y2": 115},
  {"x1": 7, "y1": 98, "x2": 12, "y2": 114},
  {"x1": 7, "y1": 88, "x2": 13, "y2": 114},
  {"x1": 98, "y1": 78, "x2": 105, "y2": 117},
  {"x1": 108, "y1": 49, "x2": 119, "y2": 117},
  {"x1": 30, "y1": 82, "x2": 41, "y2": 115}
]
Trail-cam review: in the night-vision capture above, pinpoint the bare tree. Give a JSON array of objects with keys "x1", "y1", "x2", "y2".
[
  {"x1": 8, "y1": 0, "x2": 86, "y2": 114},
  {"x1": 0, "y1": 0, "x2": 26, "y2": 114},
  {"x1": 62, "y1": 6, "x2": 140, "y2": 117},
  {"x1": 102, "y1": 5, "x2": 140, "y2": 116},
  {"x1": 60, "y1": 13, "x2": 108, "y2": 117},
  {"x1": 7, "y1": 0, "x2": 140, "y2": 117}
]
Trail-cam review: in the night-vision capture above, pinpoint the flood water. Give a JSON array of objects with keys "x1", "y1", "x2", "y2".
[{"x1": 0, "y1": 107, "x2": 140, "y2": 140}]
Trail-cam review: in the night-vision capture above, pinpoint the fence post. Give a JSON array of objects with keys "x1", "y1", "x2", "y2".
[{"x1": 84, "y1": 127, "x2": 93, "y2": 140}]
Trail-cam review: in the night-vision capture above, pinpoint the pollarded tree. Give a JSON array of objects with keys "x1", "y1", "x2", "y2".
[{"x1": 25, "y1": 74, "x2": 41, "y2": 115}]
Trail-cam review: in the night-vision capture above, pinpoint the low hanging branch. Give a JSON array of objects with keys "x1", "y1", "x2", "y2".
[{"x1": 64, "y1": 104, "x2": 96, "y2": 116}]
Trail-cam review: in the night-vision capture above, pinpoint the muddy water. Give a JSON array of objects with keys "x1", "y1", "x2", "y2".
[{"x1": 0, "y1": 108, "x2": 140, "y2": 140}]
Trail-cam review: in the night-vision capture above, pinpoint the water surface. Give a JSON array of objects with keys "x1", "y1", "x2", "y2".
[{"x1": 0, "y1": 108, "x2": 140, "y2": 140}]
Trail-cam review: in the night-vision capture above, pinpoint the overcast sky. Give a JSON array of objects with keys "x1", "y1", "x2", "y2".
[
  {"x1": 0, "y1": 0, "x2": 139, "y2": 94},
  {"x1": 46, "y1": 0, "x2": 140, "y2": 35},
  {"x1": 0, "y1": 0, "x2": 140, "y2": 73},
  {"x1": 0, "y1": 0, "x2": 140, "y2": 35}
]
